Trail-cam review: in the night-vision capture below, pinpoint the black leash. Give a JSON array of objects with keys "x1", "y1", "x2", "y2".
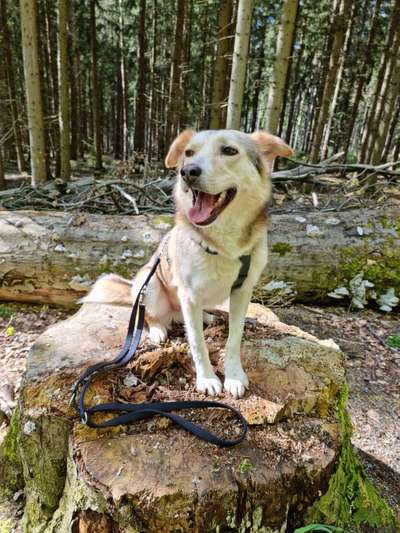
[{"x1": 70, "y1": 257, "x2": 248, "y2": 447}]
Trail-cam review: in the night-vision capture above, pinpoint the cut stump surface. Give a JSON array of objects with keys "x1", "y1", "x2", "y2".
[{"x1": 13, "y1": 303, "x2": 345, "y2": 532}]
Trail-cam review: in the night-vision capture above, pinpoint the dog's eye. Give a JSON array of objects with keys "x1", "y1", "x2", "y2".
[
  {"x1": 221, "y1": 146, "x2": 238, "y2": 156},
  {"x1": 185, "y1": 149, "x2": 195, "y2": 157}
]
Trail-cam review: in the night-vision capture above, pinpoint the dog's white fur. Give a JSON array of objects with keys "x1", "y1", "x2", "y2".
[{"x1": 82, "y1": 129, "x2": 293, "y2": 398}]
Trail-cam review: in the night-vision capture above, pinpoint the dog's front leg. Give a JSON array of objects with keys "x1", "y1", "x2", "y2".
[
  {"x1": 224, "y1": 287, "x2": 252, "y2": 398},
  {"x1": 179, "y1": 296, "x2": 222, "y2": 395}
]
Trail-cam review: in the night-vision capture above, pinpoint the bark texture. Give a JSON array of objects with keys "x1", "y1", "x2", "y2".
[
  {"x1": 0, "y1": 207, "x2": 398, "y2": 306},
  {"x1": 264, "y1": 0, "x2": 298, "y2": 136},
  {"x1": 19, "y1": 0, "x2": 47, "y2": 185},
  {"x1": 226, "y1": 0, "x2": 254, "y2": 130}
]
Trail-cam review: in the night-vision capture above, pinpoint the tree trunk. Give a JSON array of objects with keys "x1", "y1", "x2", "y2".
[
  {"x1": 226, "y1": 0, "x2": 254, "y2": 130},
  {"x1": 264, "y1": 0, "x2": 298, "y2": 136},
  {"x1": 69, "y1": 2, "x2": 79, "y2": 161},
  {"x1": 310, "y1": 0, "x2": 352, "y2": 162},
  {"x1": 370, "y1": 54, "x2": 400, "y2": 165},
  {"x1": 358, "y1": 0, "x2": 400, "y2": 163},
  {"x1": 0, "y1": 148, "x2": 4, "y2": 190},
  {"x1": 0, "y1": 0, "x2": 26, "y2": 173},
  {"x1": 0, "y1": 207, "x2": 398, "y2": 307},
  {"x1": 342, "y1": 0, "x2": 382, "y2": 162},
  {"x1": 119, "y1": 0, "x2": 129, "y2": 161},
  {"x1": 134, "y1": 0, "x2": 147, "y2": 154},
  {"x1": 148, "y1": 0, "x2": 158, "y2": 159},
  {"x1": 90, "y1": 0, "x2": 102, "y2": 170},
  {"x1": 320, "y1": 0, "x2": 355, "y2": 160},
  {"x1": 44, "y1": 0, "x2": 60, "y2": 177},
  {"x1": 365, "y1": 25, "x2": 400, "y2": 164},
  {"x1": 7, "y1": 296, "x2": 349, "y2": 532},
  {"x1": 382, "y1": 96, "x2": 400, "y2": 162},
  {"x1": 165, "y1": 0, "x2": 187, "y2": 146},
  {"x1": 57, "y1": 0, "x2": 71, "y2": 181},
  {"x1": 210, "y1": 0, "x2": 234, "y2": 129},
  {"x1": 19, "y1": 0, "x2": 48, "y2": 186}
]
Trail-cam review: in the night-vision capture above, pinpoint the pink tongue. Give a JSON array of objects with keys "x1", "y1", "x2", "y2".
[{"x1": 188, "y1": 192, "x2": 217, "y2": 224}]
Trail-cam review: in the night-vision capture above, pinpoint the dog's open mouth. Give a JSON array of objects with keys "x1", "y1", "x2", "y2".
[{"x1": 188, "y1": 188, "x2": 237, "y2": 226}]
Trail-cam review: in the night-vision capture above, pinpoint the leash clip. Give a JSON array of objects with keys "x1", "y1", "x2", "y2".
[
  {"x1": 69, "y1": 390, "x2": 77, "y2": 407},
  {"x1": 80, "y1": 411, "x2": 88, "y2": 424},
  {"x1": 138, "y1": 286, "x2": 147, "y2": 305}
]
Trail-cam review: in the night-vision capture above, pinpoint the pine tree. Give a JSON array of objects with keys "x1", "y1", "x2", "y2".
[
  {"x1": 90, "y1": 0, "x2": 102, "y2": 170},
  {"x1": 57, "y1": 0, "x2": 70, "y2": 180},
  {"x1": 19, "y1": 0, "x2": 48, "y2": 185},
  {"x1": 210, "y1": 0, "x2": 234, "y2": 129},
  {"x1": 226, "y1": 0, "x2": 254, "y2": 130},
  {"x1": 310, "y1": 0, "x2": 352, "y2": 162},
  {"x1": 264, "y1": 0, "x2": 298, "y2": 136}
]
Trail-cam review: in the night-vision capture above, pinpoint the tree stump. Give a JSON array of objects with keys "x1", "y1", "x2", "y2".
[{"x1": 1, "y1": 303, "x2": 392, "y2": 532}]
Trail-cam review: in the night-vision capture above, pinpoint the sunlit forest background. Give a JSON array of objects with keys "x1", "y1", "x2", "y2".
[{"x1": 0, "y1": 0, "x2": 399, "y2": 187}]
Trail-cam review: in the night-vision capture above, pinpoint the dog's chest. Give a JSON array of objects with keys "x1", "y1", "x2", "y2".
[{"x1": 179, "y1": 249, "x2": 241, "y2": 306}]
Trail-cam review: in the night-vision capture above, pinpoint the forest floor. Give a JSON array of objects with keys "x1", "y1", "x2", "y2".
[{"x1": 0, "y1": 301, "x2": 399, "y2": 529}]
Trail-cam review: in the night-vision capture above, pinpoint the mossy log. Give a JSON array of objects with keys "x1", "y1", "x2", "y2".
[{"x1": 0, "y1": 207, "x2": 399, "y2": 307}]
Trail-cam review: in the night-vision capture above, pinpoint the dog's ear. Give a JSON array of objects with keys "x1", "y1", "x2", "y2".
[
  {"x1": 165, "y1": 129, "x2": 196, "y2": 168},
  {"x1": 250, "y1": 131, "x2": 293, "y2": 161}
]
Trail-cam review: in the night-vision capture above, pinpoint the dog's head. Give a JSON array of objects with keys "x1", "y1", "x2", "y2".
[{"x1": 165, "y1": 129, "x2": 293, "y2": 228}]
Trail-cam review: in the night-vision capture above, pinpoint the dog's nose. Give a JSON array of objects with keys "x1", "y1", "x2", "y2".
[{"x1": 180, "y1": 164, "x2": 202, "y2": 184}]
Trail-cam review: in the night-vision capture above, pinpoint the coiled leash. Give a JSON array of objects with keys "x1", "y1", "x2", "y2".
[{"x1": 70, "y1": 257, "x2": 248, "y2": 447}]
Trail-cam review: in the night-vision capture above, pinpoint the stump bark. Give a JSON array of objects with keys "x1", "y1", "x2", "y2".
[
  {"x1": 1, "y1": 301, "x2": 350, "y2": 532},
  {"x1": 0, "y1": 207, "x2": 399, "y2": 306}
]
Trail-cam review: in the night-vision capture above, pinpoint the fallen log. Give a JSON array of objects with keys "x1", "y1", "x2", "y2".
[{"x1": 0, "y1": 207, "x2": 399, "y2": 306}]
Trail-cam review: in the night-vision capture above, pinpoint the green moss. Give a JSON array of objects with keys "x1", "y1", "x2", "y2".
[
  {"x1": 20, "y1": 415, "x2": 71, "y2": 530},
  {"x1": 334, "y1": 245, "x2": 400, "y2": 294},
  {"x1": 271, "y1": 242, "x2": 293, "y2": 256},
  {"x1": 0, "y1": 305, "x2": 13, "y2": 319},
  {"x1": 239, "y1": 458, "x2": 255, "y2": 475},
  {"x1": 152, "y1": 215, "x2": 174, "y2": 228},
  {"x1": 305, "y1": 386, "x2": 398, "y2": 532},
  {"x1": 0, "y1": 407, "x2": 23, "y2": 497}
]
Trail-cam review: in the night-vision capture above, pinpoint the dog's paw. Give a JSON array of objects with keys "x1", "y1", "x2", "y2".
[
  {"x1": 148, "y1": 325, "x2": 168, "y2": 344},
  {"x1": 196, "y1": 374, "x2": 222, "y2": 396},
  {"x1": 223, "y1": 377, "x2": 248, "y2": 398},
  {"x1": 224, "y1": 366, "x2": 249, "y2": 398}
]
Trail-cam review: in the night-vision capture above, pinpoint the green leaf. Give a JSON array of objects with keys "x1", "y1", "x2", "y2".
[
  {"x1": 6, "y1": 326, "x2": 15, "y2": 337},
  {"x1": 387, "y1": 334, "x2": 400, "y2": 348},
  {"x1": 294, "y1": 525, "x2": 344, "y2": 533}
]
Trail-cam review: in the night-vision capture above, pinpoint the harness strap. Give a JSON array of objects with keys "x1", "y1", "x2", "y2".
[
  {"x1": 231, "y1": 255, "x2": 251, "y2": 291},
  {"x1": 70, "y1": 257, "x2": 248, "y2": 447}
]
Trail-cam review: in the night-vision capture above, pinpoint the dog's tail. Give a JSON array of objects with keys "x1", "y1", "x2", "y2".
[{"x1": 79, "y1": 273, "x2": 133, "y2": 306}]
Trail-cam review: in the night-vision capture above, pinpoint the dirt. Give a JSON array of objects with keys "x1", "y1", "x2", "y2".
[{"x1": 0, "y1": 301, "x2": 399, "y2": 527}]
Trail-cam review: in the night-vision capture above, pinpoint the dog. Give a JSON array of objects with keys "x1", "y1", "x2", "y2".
[{"x1": 82, "y1": 129, "x2": 293, "y2": 398}]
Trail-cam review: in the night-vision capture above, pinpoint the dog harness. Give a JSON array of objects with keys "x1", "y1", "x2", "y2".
[
  {"x1": 70, "y1": 236, "x2": 250, "y2": 447},
  {"x1": 159, "y1": 231, "x2": 252, "y2": 292}
]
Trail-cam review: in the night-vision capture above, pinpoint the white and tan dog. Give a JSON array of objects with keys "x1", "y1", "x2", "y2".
[{"x1": 83, "y1": 129, "x2": 293, "y2": 398}]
